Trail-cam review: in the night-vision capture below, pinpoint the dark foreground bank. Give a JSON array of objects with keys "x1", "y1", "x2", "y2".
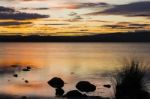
[{"x1": 0, "y1": 94, "x2": 109, "y2": 99}]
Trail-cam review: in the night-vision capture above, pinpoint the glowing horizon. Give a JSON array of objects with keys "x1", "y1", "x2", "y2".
[{"x1": 0, "y1": 0, "x2": 150, "y2": 36}]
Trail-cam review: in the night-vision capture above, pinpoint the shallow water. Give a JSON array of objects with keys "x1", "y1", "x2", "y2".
[{"x1": 0, "y1": 43, "x2": 150, "y2": 98}]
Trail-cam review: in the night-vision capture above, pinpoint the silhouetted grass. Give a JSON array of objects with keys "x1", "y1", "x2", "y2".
[{"x1": 115, "y1": 58, "x2": 150, "y2": 99}]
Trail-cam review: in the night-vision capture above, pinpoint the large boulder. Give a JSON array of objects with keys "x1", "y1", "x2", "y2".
[
  {"x1": 76, "y1": 81, "x2": 96, "y2": 92},
  {"x1": 56, "y1": 88, "x2": 64, "y2": 97},
  {"x1": 48, "y1": 77, "x2": 64, "y2": 88},
  {"x1": 64, "y1": 90, "x2": 87, "y2": 99}
]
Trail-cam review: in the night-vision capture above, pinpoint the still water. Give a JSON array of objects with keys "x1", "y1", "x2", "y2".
[{"x1": 0, "y1": 43, "x2": 150, "y2": 98}]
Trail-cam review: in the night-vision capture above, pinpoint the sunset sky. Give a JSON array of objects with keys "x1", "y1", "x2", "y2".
[{"x1": 0, "y1": 0, "x2": 150, "y2": 36}]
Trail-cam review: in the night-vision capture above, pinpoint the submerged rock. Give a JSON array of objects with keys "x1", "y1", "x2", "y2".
[
  {"x1": 11, "y1": 65, "x2": 19, "y2": 68},
  {"x1": 103, "y1": 84, "x2": 111, "y2": 88},
  {"x1": 22, "y1": 66, "x2": 31, "y2": 71},
  {"x1": 25, "y1": 80, "x2": 29, "y2": 83},
  {"x1": 13, "y1": 74, "x2": 18, "y2": 77},
  {"x1": 27, "y1": 66, "x2": 31, "y2": 70}
]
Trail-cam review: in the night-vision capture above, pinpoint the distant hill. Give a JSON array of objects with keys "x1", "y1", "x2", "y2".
[{"x1": 0, "y1": 31, "x2": 149, "y2": 42}]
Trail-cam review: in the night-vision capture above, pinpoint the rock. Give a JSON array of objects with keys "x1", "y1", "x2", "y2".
[
  {"x1": 103, "y1": 84, "x2": 111, "y2": 88},
  {"x1": 25, "y1": 80, "x2": 29, "y2": 83},
  {"x1": 22, "y1": 66, "x2": 31, "y2": 71},
  {"x1": 11, "y1": 65, "x2": 19, "y2": 68},
  {"x1": 64, "y1": 90, "x2": 86, "y2": 98},
  {"x1": 55, "y1": 88, "x2": 64, "y2": 97},
  {"x1": 22, "y1": 96, "x2": 27, "y2": 99},
  {"x1": 48, "y1": 77, "x2": 64, "y2": 88},
  {"x1": 27, "y1": 66, "x2": 31, "y2": 70},
  {"x1": 76, "y1": 81, "x2": 96, "y2": 92},
  {"x1": 22, "y1": 68, "x2": 30, "y2": 71},
  {"x1": 13, "y1": 74, "x2": 18, "y2": 77}
]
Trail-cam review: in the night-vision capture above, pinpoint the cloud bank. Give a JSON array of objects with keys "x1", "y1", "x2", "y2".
[
  {"x1": 0, "y1": 6, "x2": 49, "y2": 20},
  {"x1": 87, "y1": 1, "x2": 150, "y2": 17},
  {"x1": 0, "y1": 21, "x2": 32, "y2": 26}
]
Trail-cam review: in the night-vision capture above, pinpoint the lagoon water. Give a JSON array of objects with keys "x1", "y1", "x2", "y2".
[{"x1": 0, "y1": 43, "x2": 150, "y2": 98}]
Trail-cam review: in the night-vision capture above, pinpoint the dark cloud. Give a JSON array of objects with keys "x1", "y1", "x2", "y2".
[
  {"x1": 0, "y1": 12, "x2": 49, "y2": 20},
  {"x1": 128, "y1": 23, "x2": 150, "y2": 27},
  {"x1": 103, "y1": 25, "x2": 127, "y2": 29},
  {"x1": 103, "y1": 23, "x2": 150, "y2": 29},
  {"x1": 0, "y1": 6, "x2": 15, "y2": 12},
  {"x1": 69, "y1": 12, "x2": 78, "y2": 16},
  {"x1": 73, "y1": 15, "x2": 82, "y2": 20},
  {"x1": 56, "y1": 32, "x2": 92, "y2": 34},
  {"x1": 0, "y1": 21, "x2": 32, "y2": 26},
  {"x1": 42, "y1": 23, "x2": 69, "y2": 26},
  {"x1": 0, "y1": 6, "x2": 49, "y2": 20},
  {"x1": 87, "y1": 1, "x2": 150, "y2": 17},
  {"x1": 76, "y1": 2, "x2": 110, "y2": 9},
  {"x1": 20, "y1": 7, "x2": 50, "y2": 10},
  {"x1": 68, "y1": 12, "x2": 83, "y2": 22}
]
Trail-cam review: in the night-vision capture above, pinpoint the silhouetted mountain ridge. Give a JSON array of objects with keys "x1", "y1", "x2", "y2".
[{"x1": 0, "y1": 31, "x2": 149, "y2": 42}]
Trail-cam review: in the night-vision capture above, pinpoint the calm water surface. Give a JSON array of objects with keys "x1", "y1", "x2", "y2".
[{"x1": 0, "y1": 43, "x2": 150, "y2": 98}]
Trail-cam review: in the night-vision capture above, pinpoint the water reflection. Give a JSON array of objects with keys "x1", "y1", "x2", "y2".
[{"x1": 0, "y1": 43, "x2": 150, "y2": 97}]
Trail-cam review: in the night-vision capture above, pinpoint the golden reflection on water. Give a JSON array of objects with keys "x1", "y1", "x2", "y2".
[{"x1": 0, "y1": 43, "x2": 150, "y2": 97}]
